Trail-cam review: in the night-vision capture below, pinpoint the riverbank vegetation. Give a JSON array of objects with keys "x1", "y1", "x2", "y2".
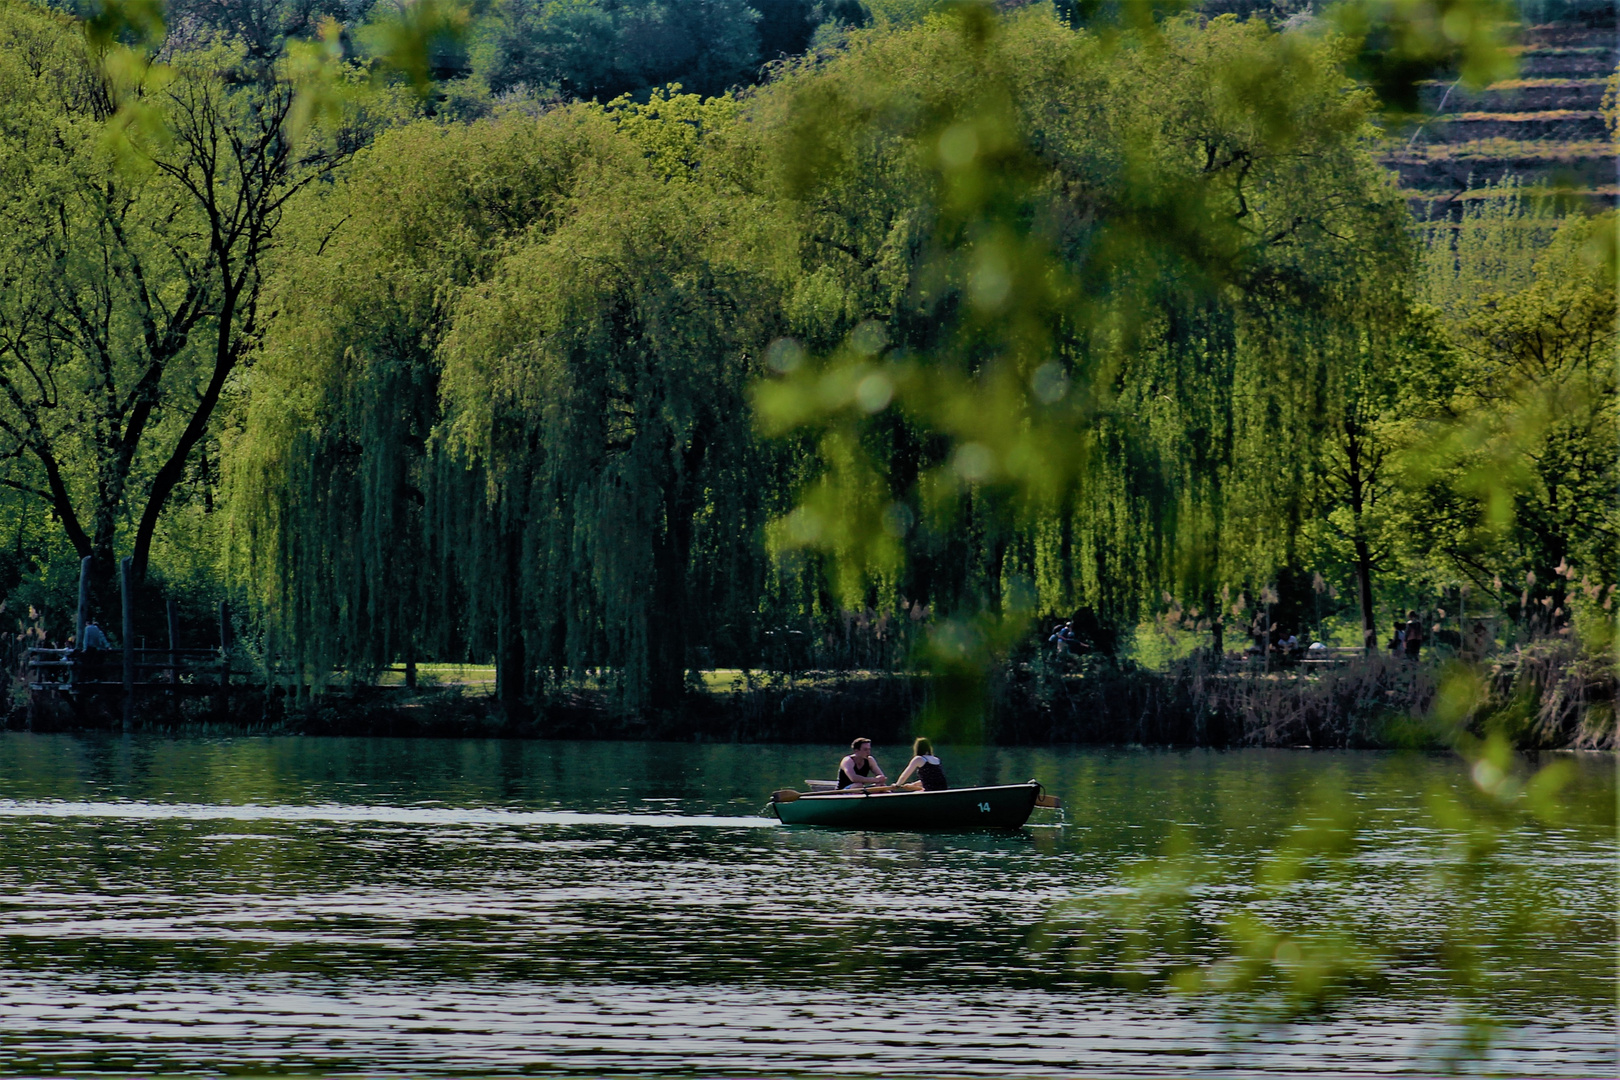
[{"x1": 1, "y1": 0, "x2": 1614, "y2": 747}]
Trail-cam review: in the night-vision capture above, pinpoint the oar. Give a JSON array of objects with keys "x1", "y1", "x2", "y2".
[
  {"x1": 772, "y1": 784, "x2": 915, "y2": 802},
  {"x1": 772, "y1": 787, "x2": 868, "y2": 802}
]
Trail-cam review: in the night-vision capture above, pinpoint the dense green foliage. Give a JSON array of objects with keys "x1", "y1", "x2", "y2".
[
  {"x1": 226, "y1": 5, "x2": 1613, "y2": 713},
  {"x1": 1414, "y1": 192, "x2": 1618, "y2": 633},
  {"x1": 0, "y1": 0, "x2": 368, "y2": 626},
  {"x1": 2, "y1": 0, "x2": 1612, "y2": 717}
]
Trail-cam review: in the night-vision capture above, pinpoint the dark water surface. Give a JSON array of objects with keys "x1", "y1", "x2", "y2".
[{"x1": 0, "y1": 734, "x2": 1611, "y2": 1076}]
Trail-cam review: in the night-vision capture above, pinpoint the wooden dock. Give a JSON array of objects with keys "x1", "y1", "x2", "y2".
[
  {"x1": 20, "y1": 554, "x2": 241, "y2": 726},
  {"x1": 23, "y1": 644, "x2": 242, "y2": 727}
]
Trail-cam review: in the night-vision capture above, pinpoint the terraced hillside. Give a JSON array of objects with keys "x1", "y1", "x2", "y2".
[
  {"x1": 1194, "y1": 2, "x2": 1615, "y2": 213},
  {"x1": 1383, "y1": 20, "x2": 1617, "y2": 212}
]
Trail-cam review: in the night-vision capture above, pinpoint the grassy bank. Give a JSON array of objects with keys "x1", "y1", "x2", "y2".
[{"x1": 997, "y1": 646, "x2": 1615, "y2": 750}]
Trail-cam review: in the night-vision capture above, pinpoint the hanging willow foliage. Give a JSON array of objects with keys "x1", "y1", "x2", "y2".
[
  {"x1": 437, "y1": 149, "x2": 796, "y2": 712},
  {"x1": 751, "y1": 10, "x2": 1414, "y2": 641},
  {"x1": 229, "y1": 111, "x2": 631, "y2": 690},
  {"x1": 235, "y1": 7, "x2": 1430, "y2": 710}
]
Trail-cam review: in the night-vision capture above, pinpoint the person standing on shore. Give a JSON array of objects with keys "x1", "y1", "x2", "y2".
[
  {"x1": 80, "y1": 617, "x2": 111, "y2": 651},
  {"x1": 1403, "y1": 610, "x2": 1424, "y2": 661}
]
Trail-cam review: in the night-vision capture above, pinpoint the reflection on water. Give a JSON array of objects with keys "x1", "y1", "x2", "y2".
[{"x1": 0, "y1": 734, "x2": 1611, "y2": 1075}]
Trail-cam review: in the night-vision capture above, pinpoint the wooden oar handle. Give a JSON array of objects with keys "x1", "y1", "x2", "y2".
[{"x1": 773, "y1": 782, "x2": 926, "y2": 802}]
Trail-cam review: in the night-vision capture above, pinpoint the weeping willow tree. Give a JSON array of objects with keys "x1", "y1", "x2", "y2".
[
  {"x1": 236, "y1": 94, "x2": 794, "y2": 710},
  {"x1": 437, "y1": 150, "x2": 791, "y2": 711},
  {"x1": 229, "y1": 111, "x2": 633, "y2": 691}
]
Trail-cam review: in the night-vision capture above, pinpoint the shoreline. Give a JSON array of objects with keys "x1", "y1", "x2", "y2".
[{"x1": 11, "y1": 651, "x2": 1613, "y2": 751}]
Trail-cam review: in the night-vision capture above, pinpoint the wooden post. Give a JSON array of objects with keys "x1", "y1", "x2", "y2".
[
  {"x1": 216, "y1": 600, "x2": 231, "y2": 716},
  {"x1": 166, "y1": 600, "x2": 180, "y2": 683},
  {"x1": 1263, "y1": 600, "x2": 1272, "y2": 674},
  {"x1": 166, "y1": 599, "x2": 181, "y2": 717},
  {"x1": 120, "y1": 556, "x2": 135, "y2": 729},
  {"x1": 75, "y1": 556, "x2": 91, "y2": 651},
  {"x1": 71, "y1": 555, "x2": 93, "y2": 693}
]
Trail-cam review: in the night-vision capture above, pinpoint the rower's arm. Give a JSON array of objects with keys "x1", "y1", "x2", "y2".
[{"x1": 893, "y1": 756, "x2": 923, "y2": 787}]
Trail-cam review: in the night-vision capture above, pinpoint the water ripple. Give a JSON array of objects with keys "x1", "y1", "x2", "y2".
[{"x1": 0, "y1": 798, "x2": 778, "y2": 829}]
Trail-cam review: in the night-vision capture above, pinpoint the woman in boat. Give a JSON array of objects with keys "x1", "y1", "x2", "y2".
[
  {"x1": 836, "y1": 737, "x2": 889, "y2": 789},
  {"x1": 893, "y1": 737, "x2": 949, "y2": 791}
]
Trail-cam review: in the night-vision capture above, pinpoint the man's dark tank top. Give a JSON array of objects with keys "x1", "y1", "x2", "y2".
[
  {"x1": 838, "y1": 757, "x2": 874, "y2": 789},
  {"x1": 917, "y1": 758, "x2": 949, "y2": 791}
]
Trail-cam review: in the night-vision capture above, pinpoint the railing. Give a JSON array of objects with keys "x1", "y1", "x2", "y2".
[
  {"x1": 20, "y1": 555, "x2": 241, "y2": 725},
  {"x1": 24, "y1": 647, "x2": 235, "y2": 695}
]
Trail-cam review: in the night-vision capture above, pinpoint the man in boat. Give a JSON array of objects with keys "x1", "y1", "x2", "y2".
[{"x1": 836, "y1": 737, "x2": 890, "y2": 789}]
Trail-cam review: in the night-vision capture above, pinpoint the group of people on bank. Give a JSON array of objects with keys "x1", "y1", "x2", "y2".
[
  {"x1": 1241, "y1": 610, "x2": 1434, "y2": 663},
  {"x1": 1388, "y1": 609, "x2": 1425, "y2": 660},
  {"x1": 836, "y1": 736, "x2": 949, "y2": 791}
]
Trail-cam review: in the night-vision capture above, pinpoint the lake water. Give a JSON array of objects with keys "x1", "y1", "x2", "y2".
[{"x1": 0, "y1": 734, "x2": 1612, "y2": 1076}]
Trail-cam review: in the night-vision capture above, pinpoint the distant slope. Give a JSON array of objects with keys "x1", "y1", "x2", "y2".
[
  {"x1": 1389, "y1": 19, "x2": 1617, "y2": 212},
  {"x1": 1053, "y1": 1, "x2": 1616, "y2": 212}
]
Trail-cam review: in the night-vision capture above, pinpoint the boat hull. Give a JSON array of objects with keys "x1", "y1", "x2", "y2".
[{"x1": 771, "y1": 782, "x2": 1040, "y2": 830}]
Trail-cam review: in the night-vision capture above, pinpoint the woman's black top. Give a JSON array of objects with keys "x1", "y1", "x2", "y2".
[
  {"x1": 838, "y1": 757, "x2": 874, "y2": 789},
  {"x1": 917, "y1": 758, "x2": 949, "y2": 791}
]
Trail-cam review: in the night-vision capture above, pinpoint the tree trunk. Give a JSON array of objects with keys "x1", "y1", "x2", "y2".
[
  {"x1": 495, "y1": 529, "x2": 527, "y2": 718},
  {"x1": 131, "y1": 284, "x2": 242, "y2": 580},
  {"x1": 648, "y1": 495, "x2": 693, "y2": 711},
  {"x1": 1343, "y1": 417, "x2": 1378, "y2": 653},
  {"x1": 120, "y1": 556, "x2": 134, "y2": 730},
  {"x1": 648, "y1": 540, "x2": 686, "y2": 710},
  {"x1": 1354, "y1": 537, "x2": 1377, "y2": 653},
  {"x1": 75, "y1": 556, "x2": 92, "y2": 649},
  {"x1": 646, "y1": 432, "x2": 705, "y2": 710}
]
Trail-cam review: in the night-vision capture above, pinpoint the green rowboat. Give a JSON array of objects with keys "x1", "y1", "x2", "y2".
[{"x1": 770, "y1": 782, "x2": 1045, "y2": 830}]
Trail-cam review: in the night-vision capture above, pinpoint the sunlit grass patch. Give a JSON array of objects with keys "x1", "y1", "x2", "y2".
[{"x1": 375, "y1": 663, "x2": 496, "y2": 687}]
